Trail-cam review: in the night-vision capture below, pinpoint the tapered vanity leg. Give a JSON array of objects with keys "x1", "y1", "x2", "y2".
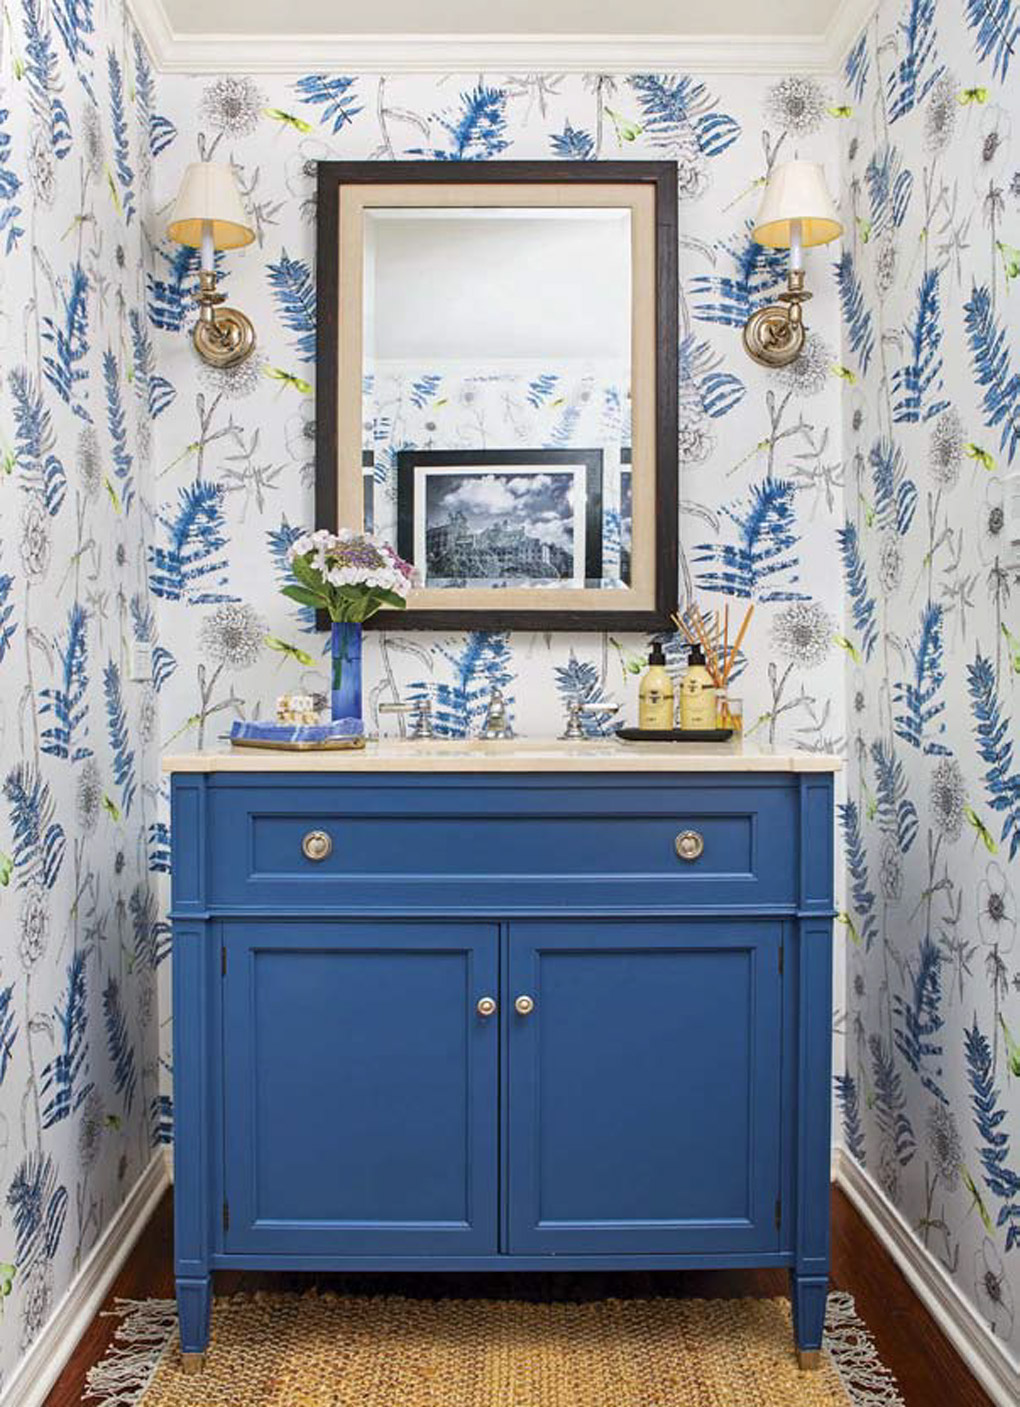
[
  {"x1": 790, "y1": 1272, "x2": 828, "y2": 1367},
  {"x1": 177, "y1": 1275, "x2": 211, "y2": 1364}
]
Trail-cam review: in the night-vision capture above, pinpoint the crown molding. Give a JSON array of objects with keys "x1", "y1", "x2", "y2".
[{"x1": 127, "y1": 0, "x2": 878, "y2": 75}]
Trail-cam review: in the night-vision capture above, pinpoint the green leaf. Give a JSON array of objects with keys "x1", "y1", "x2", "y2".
[
  {"x1": 290, "y1": 555, "x2": 323, "y2": 590},
  {"x1": 0, "y1": 853, "x2": 12, "y2": 887},
  {"x1": 281, "y1": 584, "x2": 327, "y2": 610}
]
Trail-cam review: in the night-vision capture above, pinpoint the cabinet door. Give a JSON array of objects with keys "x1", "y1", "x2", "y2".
[
  {"x1": 222, "y1": 920, "x2": 498, "y2": 1255},
  {"x1": 507, "y1": 919, "x2": 782, "y2": 1255}
]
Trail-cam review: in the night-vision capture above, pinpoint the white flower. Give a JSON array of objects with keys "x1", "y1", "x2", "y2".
[
  {"x1": 925, "y1": 1102, "x2": 961, "y2": 1190},
  {"x1": 77, "y1": 426, "x2": 102, "y2": 500},
  {"x1": 974, "y1": 1238, "x2": 1015, "y2": 1338},
  {"x1": 775, "y1": 333, "x2": 831, "y2": 398},
  {"x1": 929, "y1": 758, "x2": 965, "y2": 842},
  {"x1": 78, "y1": 1088, "x2": 105, "y2": 1172},
  {"x1": 928, "y1": 407, "x2": 964, "y2": 490},
  {"x1": 19, "y1": 885, "x2": 49, "y2": 971},
  {"x1": 200, "y1": 353, "x2": 265, "y2": 401},
  {"x1": 879, "y1": 837, "x2": 903, "y2": 902},
  {"x1": 877, "y1": 533, "x2": 903, "y2": 594},
  {"x1": 975, "y1": 106, "x2": 1012, "y2": 194},
  {"x1": 977, "y1": 861, "x2": 1016, "y2": 953},
  {"x1": 874, "y1": 235, "x2": 897, "y2": 297},
  {"x1": 770, "y1": 600, "x2": 834, "y2": 669},
  {"x1": 82, "y1": 102, "x2": 104, "y2": 179},
  {"x1": 199, "y1": 602, "x2": 266, "y2": 670},
  {"x1": 20, "y1": 498, "x2": 51, "y2": 579},
  {"x1": 76, "y1": 759, "x2": 102, "y2": 833},
  {"x1": 28, "y1": 130, "x2": 55, "y2": 206},
  {"x1": 20, "y1": 1261, "x2": 52, "y2": 1352},
  {"x1": 978, "y1": 481, "x2": 1006, "y2": 565},
  {"x1": 924, "y1": 73, "x2": 956, "y2": 155},
  {"x1": 765, "y1": 76, "x2": 828, "y2": 135},
  {"x1": 200, "y1": 76, "x2": 265, "y2": 138}
]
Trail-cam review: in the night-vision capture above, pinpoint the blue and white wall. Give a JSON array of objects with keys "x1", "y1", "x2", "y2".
[
  {"x1": 835, "y1": 0, "x2": 1020, "y2": 1373},
  {"x1": 0, "y1": 0, "x2": 169, "y2": 1391}
]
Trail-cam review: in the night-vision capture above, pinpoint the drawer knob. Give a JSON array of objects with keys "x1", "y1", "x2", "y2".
[
  {"x1": 301, "y1": 829, "x2": 332, "y2": 862},
  {"x1": 675, "y1": 830, "x2": 704, "y2": 862},
  {"x1": 514, "y1": 994, "x2": 535, "y2": 1016},
  {"x1": 476, "y1": 996, "x2": 497, "y2": 1018}
]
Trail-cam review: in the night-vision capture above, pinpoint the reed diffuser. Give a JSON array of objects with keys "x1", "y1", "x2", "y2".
[{"x1": 671, "y1": 602, "x2": 754, "y2": 733}]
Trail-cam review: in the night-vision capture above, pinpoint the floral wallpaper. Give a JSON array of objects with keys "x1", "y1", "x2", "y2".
[
  {"x1": 0, "y1": 0, "x2": 171, "y2": 1388},
  {"x1": 835, "y1": 0, "x2": 1020, "y2": 1364},
  {"x1": 11, "y1": 0, "x2": 1016, "y2": 1388},
  {"x1": 148, "y1": 70, "x2": 845, "y2": 745}
]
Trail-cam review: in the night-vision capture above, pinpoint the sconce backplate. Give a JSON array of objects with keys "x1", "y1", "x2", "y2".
[
  {"x1": 193, "y1": 307, "x2": 256, "y2": 369},
  {"x1": 742, "y1": 304, "x2": 805, "y2": 368}
]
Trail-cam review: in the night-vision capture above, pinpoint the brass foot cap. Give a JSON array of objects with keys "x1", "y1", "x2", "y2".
[
  {"x1": 797, "y1": 1349, "x2": 822, "y2": 1371},
  {"x1": 180, "y1": 1351, "x2": 206, "y2": 1375}
]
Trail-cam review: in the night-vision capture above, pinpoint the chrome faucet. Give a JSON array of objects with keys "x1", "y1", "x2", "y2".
[
  {"x1": 480, "y1": 686, "x2": 513, "y2": 740},
  {"x1": 559, "y1": 698, "x2": 620, "y2": 740},
  {"x1": 378, "y1": 697, "x2": 435, "y2": 739}
]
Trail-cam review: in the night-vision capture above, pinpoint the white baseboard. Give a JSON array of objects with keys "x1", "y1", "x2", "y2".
[
  {"x1": 833, "y1": 1148, "x2": 1020, "y2": 1407},
  {"x1": 0, "y1": 1153, "x2": 171, "y2": 1407}
]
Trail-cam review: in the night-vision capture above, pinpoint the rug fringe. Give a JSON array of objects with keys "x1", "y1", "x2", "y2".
[
  {"x1": 82, "y1": 1299, "x2": 178, "y2": 1407},
  {"x1": 824, "y1": 1291, "x2": 905, "y2": 1406}
]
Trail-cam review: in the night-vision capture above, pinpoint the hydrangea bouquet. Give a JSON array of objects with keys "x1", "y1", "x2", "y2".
[{"x1": 283, "y1": 528, "x2": 415, "y2": 723}]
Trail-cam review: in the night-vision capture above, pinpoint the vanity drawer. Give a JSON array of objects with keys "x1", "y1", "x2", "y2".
[{"x1": 197, "y1": 776, "x2": 800, "y2": 911}]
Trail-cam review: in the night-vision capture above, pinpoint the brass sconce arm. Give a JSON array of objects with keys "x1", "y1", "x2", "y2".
[
  {"x1": 193, "y1": 269, "x2": 256, "y2": 369},
  {"x1": 742, "y1": 268, "x2": 810, "y2": 368}
]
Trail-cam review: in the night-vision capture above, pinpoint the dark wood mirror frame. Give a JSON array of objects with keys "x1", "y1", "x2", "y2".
[{"x1": 315, "y1": 160, "x2": 678, "y2": 633}]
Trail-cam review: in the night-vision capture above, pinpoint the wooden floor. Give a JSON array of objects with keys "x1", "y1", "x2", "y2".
[{"x1": 45, "y1": 1184, "x2": 993, "y2": 1407}]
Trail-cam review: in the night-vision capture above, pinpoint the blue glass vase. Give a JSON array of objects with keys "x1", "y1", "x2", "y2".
[{"x1": 330, "y1": 621, "x2": 363, "y2": 724}]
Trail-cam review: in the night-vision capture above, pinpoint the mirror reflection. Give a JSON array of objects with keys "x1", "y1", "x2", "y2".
[{"x1": 361, "y1": 207, "x2": 632, "y2": 590}]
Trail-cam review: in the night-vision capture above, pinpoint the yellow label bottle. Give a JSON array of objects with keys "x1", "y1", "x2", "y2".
[
  {"x1": 680, "y1": 644, "x2": 716, "y2": 730},
  {"x1": 638, "y1": 642, "x2": 675, "y2": 731}
]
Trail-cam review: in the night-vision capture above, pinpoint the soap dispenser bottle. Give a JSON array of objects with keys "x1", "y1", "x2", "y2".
[
  {"x1": 680, "y1": 644, "x2": 716, "y2": 730},
  {"x1": 638, "y1": 642, "x2": 675, "y2": 731}
]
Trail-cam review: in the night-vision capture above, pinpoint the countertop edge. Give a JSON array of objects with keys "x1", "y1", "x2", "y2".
[{"x1": 161, "y1": 748, "x2": 844, "y2": 775}]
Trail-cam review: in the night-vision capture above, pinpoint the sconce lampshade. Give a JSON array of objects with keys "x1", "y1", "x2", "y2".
[
  {"x1": 167, "y1": 162, "x2": 255, "y2": 250},
  {"x1": 752, "y1": 160, "x2": 842, "y2": 249}
]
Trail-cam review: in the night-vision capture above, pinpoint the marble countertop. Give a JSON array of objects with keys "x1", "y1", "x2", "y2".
[{"x1": 162, "y1": 738, "x2": 843, "y2": 774}]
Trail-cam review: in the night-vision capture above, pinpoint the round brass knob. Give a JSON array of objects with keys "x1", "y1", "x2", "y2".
[
  {"x1": 514, "y1": 995, "x2": 535, "y2": 1016},
  {"x1": 675, "y1": 830, "x2": 705, "y2": 862},
  {"x1": 301, "y1": 829, "x2": 332, "y2": 862},
  {"x1": 476, "y1": 996, "x2": 497, "y2": 1018}
]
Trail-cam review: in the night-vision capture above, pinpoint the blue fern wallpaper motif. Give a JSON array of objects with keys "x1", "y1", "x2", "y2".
[
  {"x1": 0, "y1": 0, "x2": 169, "y2": 1388},
  {"x1": 837, "y1": 0, "x2": 1020, "y2": 1362}
]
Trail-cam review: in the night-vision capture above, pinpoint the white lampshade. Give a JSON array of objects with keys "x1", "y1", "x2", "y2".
[
  {"x1": 752, "y1": 160, "x2": 842, "y2": 249},
  {"x1": 167, "y1": 162, "x2": 255, "y2": 250}
]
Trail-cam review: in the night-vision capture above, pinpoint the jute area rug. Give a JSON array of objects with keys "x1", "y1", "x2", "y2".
[{"x1": 85, "y1": 1291, "x2": 904, "y2": 1407}]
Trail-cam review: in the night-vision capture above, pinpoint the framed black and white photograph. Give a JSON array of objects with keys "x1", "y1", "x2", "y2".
[
  {"x1": 362, "y1": 450, "x2": 375, "y2": 535},
  {"x1": 396, "y1": 449, "x2": 603, "y2": 590}
]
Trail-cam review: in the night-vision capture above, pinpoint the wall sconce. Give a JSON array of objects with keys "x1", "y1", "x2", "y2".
[
  {"x1": 742, "y1": 160, "x2": 842, "y2": 369},
  {"x1": 168, "y1": 162, "x2": 256, "y2": 368}
]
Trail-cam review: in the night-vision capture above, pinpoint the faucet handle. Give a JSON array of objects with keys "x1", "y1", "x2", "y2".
[
  {"x1": 560, "y1": 698, "x2": 619, "y2": 740},
  {"x1": 379, "y1": 697, "x2": 434, "y2": 739}
]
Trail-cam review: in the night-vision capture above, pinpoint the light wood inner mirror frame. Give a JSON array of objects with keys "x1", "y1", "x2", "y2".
[{"x1": 315, "y1": 161, "x2": 678, "y2": 632}]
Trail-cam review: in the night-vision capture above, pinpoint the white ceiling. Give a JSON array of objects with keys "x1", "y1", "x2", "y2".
[
  {"x1": 162, "y1": 0, "x2": 842, "y2": 39},
  {"x1": 130, "y1": 0, "x2": 868, "y2": 73}
]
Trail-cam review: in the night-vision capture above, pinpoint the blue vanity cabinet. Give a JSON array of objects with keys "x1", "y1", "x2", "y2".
[
  {"x1": 221, "y1": 920, "x2": 500, "y2": 1257},
  {"x1": 506, "y1": 918, "x2": 783, "y2": 1256},
  {"x1": 169, "y1": 766, "x2": 836, "y2": 1369}
]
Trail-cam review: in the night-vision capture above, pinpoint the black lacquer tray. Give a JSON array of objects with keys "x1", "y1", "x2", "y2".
[{"x1": 615, "y1": 727, "x2": 735, "y2": 743}]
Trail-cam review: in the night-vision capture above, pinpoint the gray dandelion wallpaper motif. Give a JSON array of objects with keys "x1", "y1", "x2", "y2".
[{"x1": 0, "y1": 0, "x2": 1015, "y2": 1389}]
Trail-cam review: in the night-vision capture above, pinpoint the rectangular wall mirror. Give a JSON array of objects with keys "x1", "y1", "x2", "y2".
[{"x1": 315, "y1": 162, "x2": 677, "y2": 631}]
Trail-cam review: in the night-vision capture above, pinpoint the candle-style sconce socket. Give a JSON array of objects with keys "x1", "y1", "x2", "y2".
[
  {"x1": 168, "y1": 161, "x2": 256, "y2": 369},
  {"x1": 742, "y1": 160, "x2": 842, "y2": 369}
]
